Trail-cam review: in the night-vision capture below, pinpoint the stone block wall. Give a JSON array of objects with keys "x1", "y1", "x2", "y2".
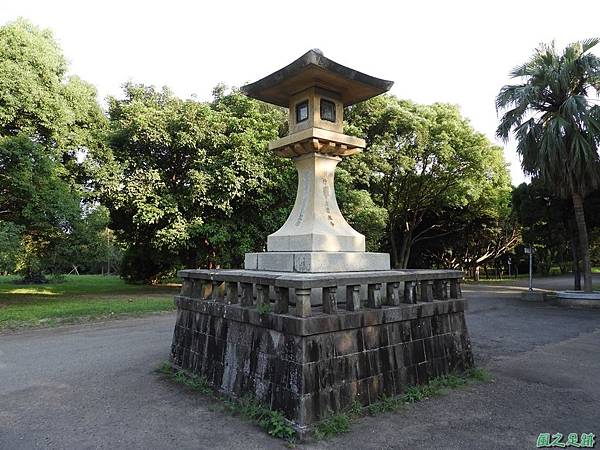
[{"x1": 171, "y1": 297, "x2": 473, "y2": 431}]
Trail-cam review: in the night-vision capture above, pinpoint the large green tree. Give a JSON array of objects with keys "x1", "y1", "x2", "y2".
[
  {"x1": 413, "y1": 190, "x2": 519, "y2": 276},
  {"x1": 512, "y1": 180, "x2": 572, "y2": 276},
  {"x1": 496, "y1": 39, "x2": 600, "y2": 292},
  {"x1": 101, "y1": 84, "x2": 294, "y2": 282},
  {"x1": 344, "y1": 95, "x2": 512, "y2": 268},
  {"x1": 0, "y1": 220, "x2": 22, "y2": 274},
  {"x1": 50, "y1": 205, "x2": 121, "y2": 275},
  {"x1": 0, "y1": 135, "x2": 81, "y2": 280},
  {"x1": 512, "y1": 180, "x2": 600, "y2": 286},
  {"x1": 0, "y1": 19, "x2": 107, "y2": 280},
  {"x1": 0, "y1": 19, "x2": 106, "y2": 175}
]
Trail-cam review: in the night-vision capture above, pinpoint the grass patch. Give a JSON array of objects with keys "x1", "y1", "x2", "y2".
[
  {"x1": 464, "y1": 367, "x2": 494, "y2": 382},
  {"x1": 314, "y1": 411, "x2": 353, "y2": 439},
  {"x1": 0, "y1": 274, "x2": 178, "y2": 331},
  {"x1": 313, "y1": 368, "x2": 493, "y2": 440},
  {"x1": 256, "y1": 302, "x2": 272, "y2": 315},
  {"x1": 158, "y1": 362, "x2": 296, "y2": 443},
  {"x1": 172, "y1": 369, "x2": 212, "y2": 394},
  {"x1": 224, "y1": 396, "x2": 295, "y2": 441}
]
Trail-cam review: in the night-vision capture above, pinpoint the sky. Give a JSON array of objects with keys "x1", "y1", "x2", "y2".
[{"x1": 2, "y1": 0, "x2": 600, "y2": 185}]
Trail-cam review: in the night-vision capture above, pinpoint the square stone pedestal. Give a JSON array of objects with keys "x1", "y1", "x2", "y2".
[
  {"x1": 170, "y1": 269, "x2": 473, "y2": 439},
  {"x1": 244, "y1": 251, "x2": 390, "y2": 272}
]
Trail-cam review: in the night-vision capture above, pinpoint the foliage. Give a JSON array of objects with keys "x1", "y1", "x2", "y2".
[
  {"x1": 0, "y1": 17, "x2": 525, "y2": 281},
  {"x1": 256, "y1": 301, "x2": 272, "y2": 315},
  {"x1": 0, "y1": 220, "x2": 23, "y2": 274},
  {"x1": 173, "y1": 370, "x2": 212, "y2": 394},
  {"x1": 512, "y1": 179, "x2": 573, "y2": 275},
  {"x1": 411, "y1": 194, "x2": 519, "y2": 274},
  {"x1": 463, "y1": 367, "x2": 494, "y2": 382},
  {"x1": 157, "y1": 361, "x2": 173, "y2": 375},
  {"x1": 496, "y1": 39, "x2": 600, "y2": 197},
  {"x1": 0, "y1": 19, "x2": 108, "y2": 280},
  {"x1": 101, "y1": 84, "x2": 294, "y2": 282},
  {"x1": 0, "y1": 18, "x2": 106, "y2": 179},
  {"x1": 336, "y1": 186, "x2": 388, "y2": 252},
  {"x1": 344, "y1": 95, "x2": 513, "y2": 268},
  {"x1": 496, "y1": 39, "x2": 600, "y2": 291},
  {"x1": 225, "y1": 395, "x2": 295, "y2": 441},
  {"x1": 314, "y1": 412, "x2": 352, "y2": 439},
  {"x1": 50, "y1": 205, "x2": 122, "y2": 274},
  {"x1": 511, "y1": 181, "x2": 600, "y2": 279},
  {"x1": 0, "y1": 135, "x2": 81, "y2": 279},
  {"x1": 0, "y1": 136, "x2": 114, "y2": 278}
]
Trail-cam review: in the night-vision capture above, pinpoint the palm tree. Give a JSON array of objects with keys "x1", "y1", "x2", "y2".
[{"x1": 496, "y1": 39, "x2": 600, "y2": 292}]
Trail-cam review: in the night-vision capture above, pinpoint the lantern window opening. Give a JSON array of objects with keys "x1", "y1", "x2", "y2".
[
  {"x1": 320, "y1": 98, "x2": 336, "y2": 123},
  {"x1": 296, "y1": 100, "x2": 309, "y2": 123}
]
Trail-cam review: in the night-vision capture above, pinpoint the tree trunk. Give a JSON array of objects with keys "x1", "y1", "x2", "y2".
[
  {"x1": 389, "y1": 224, "x2": 399, "y2": 268},
  {"x1": 402, "y1": 244, "x2": 412, "y2": 269},
  {"x1": 571, "y1": 193, "x2": 592, "y2": 292},
  {"x1": 398, "y1": 230, "x2": 412, "y2": 269},
  {"x1": 570, "y1": 234, "x2": 581, "y2": 291}
]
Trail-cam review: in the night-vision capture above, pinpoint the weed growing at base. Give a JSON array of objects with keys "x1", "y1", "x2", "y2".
[
  {"x1": 159, "y1": 361, "x2": 492, "y2": 442},
  {"x1": 255, "y1": 302, "x2": 272, "y2": 315},
  {"x1": 157, "y1": 363, "x2": 295, "y2": 442},
  {"x1": 224, "y1": 396, "x2": 295, "y2": 441},
  {"x1": 313, "y1": 369, "x2": 493, "y2": 440}
]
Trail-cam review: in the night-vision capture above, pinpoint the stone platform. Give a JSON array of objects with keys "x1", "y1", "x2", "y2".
[{"x1": 170, "y1": 269, "x2": 473, "y2": 437}]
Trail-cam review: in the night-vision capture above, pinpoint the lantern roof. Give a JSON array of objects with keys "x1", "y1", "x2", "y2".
[{"x1": 241, "y1": 49, "x2": 393, "y2": 107}]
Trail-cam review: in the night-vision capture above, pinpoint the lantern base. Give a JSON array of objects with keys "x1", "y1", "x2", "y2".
[
  {"x1": 171, "y1": 268, "x2": 472, "y2": 440},
  {"x1": 244, "y1": 251, "x2": 390, "y2": 273}
]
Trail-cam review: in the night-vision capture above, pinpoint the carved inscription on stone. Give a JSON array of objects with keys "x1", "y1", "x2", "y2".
[
  {"x1": 295, "y1": 172, "x2": 309, "y2": 226},
  {"x1": 322, "y1": 171, "x2": 335, "y2": 227}
]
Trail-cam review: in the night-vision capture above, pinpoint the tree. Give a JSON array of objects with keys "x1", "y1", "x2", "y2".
[
  {"x1": 101, "y1": 84, "x2": 293, "y2": 282},
  {"x1": 413, "y1": 193, "x2": 519, "y2": 276},
  {"x1": 0, "y1": 135, "x2": 81, "y2": 281},
  {"x1": 512, "y1": 180, "x2": 573, "y2": 276},
  {"x1": 496, "y1": 39, "x2": 600, "y2": 292},
  {"x1": 0, "y1": 19, "x2": 106, "y2": 172},
  {"x1": 336, "y1": 188, "x2": 388, "y2": 252},
  {"x1": 50, "y1": 205, "x2": 121, "y2": 274},
  {"x1": 344, "y1": 95, "x2": 512, "y2": 268},
  {"x1": 0, "y1": 220, "x2": 22, "y2": 274},
  {"x1": 511, "y1": 181, "x2": 600, "y2": 286},
  {"x1": 0, "y1": 19, "x2": 108, "y2": 280}
]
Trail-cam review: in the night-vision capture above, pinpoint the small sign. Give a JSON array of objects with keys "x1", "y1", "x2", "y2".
[{"x1": 524, "y1": 247, "x2": 532, "y2": 254}]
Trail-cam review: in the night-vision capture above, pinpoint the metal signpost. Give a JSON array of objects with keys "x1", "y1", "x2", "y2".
[{"x1": 525, "y1": 246, "x2": 533, "y2": 291}]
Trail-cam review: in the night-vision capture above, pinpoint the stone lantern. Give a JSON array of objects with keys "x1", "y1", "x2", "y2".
[
  {"x1": 170, "y1": 50, "x2": 473, "y2": 439},
  {"x1": 242, "y1": 49, "x2": 392, "y2": 272}
]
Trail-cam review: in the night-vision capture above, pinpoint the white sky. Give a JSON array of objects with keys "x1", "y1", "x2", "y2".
[{"x1": 2, "y1": 0, "x2": 600, "y2": 185}]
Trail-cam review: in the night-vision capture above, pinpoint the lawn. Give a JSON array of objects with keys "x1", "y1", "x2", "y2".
[{"x1": 0, "y1": 275, "x2": 179, "y2": 331}]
